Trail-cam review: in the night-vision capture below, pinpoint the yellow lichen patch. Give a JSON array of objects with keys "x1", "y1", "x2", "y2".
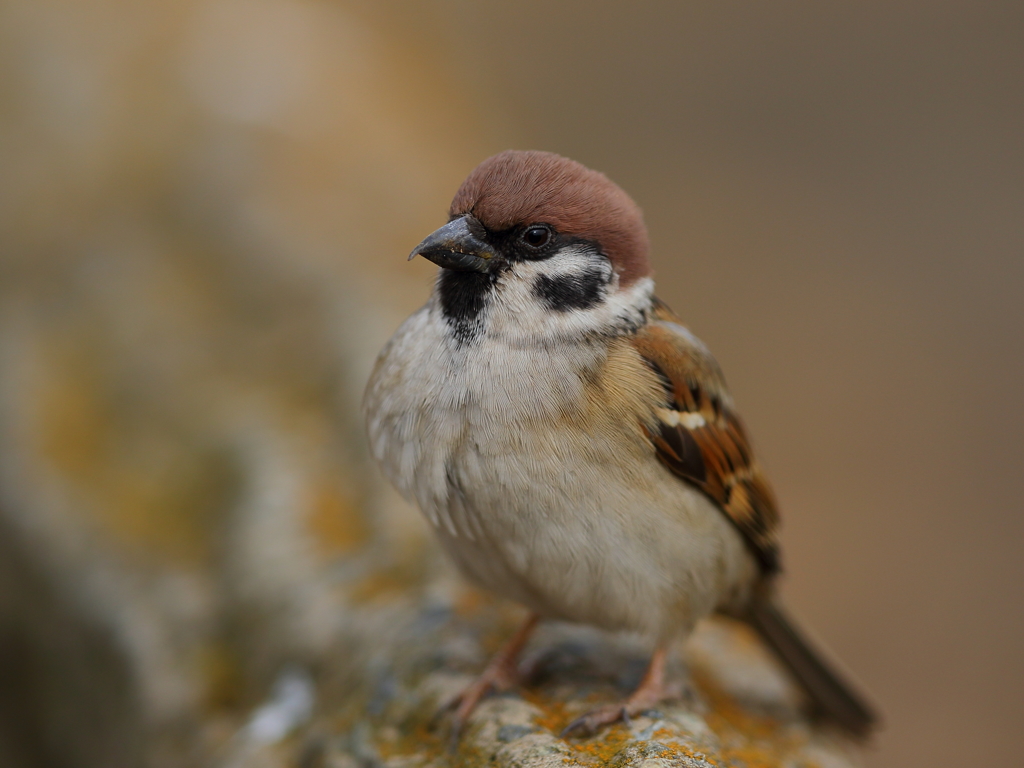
[
  {"x1": 304, "y1": 480, "x2": 368, "y2": 557},
  {"x1": 197, "y1": 641, "x2": 246, "y2": 713},
  {"x1": 524, "y1": 688, "x2": 636, "y2": 765},
  {"x1": 348, "y1": 552, "x2": 430, "y2": 604},
  {"x1": 696, "y1": 673, "x2": 778, "y2": 740},
  {"x1": 564, "y1": 724, "x2": 631, "y2": 765},
  {"x1": 655, "y1": 737, "x2": 720, "y2": 765},
  {"x1": 649, "y1": 729, "x2": 721, "y2": 766},
  {"x1": 374, "y1": 710, "x2": 491, "y2": 768},
  {"x1": 348, "y1": 569, "x2": 412, "y2": 604},
  {"x1": 526, "y1": 693, "x2": 573, "y2": 735},
  {"x1": 453, "y1": 585, "x2": 490, "y2": 618},
  {"x1": 692, "y1": 668, "x2": 807, "y2": 768},
  {"x1": 33, "y1": 337, "x2": 229, "y2": 565},
  {"x1": 375, "y1": 717, "x2": 445, "y2": 764},
  {"x1": 34, "y1": 341, "x2": 111, "y2": 481}
]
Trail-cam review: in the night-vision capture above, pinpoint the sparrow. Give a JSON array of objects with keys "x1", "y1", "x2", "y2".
[{"x1": 363, "y1": 150, "x2": 876, "y2": 739}]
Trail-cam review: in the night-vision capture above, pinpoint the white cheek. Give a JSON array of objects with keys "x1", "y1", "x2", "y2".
[
  {"x1": 485, "y1": 247, "x2": 605, "y2": 336},
  {"x1": 482, "y1": 246, "x2": 652, "y2": 346},
  {"x1": 514, "y1": 245, "x2": 613, "y2": 283}
]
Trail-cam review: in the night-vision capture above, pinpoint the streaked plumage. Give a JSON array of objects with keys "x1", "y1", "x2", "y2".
[{"x1": 633, "y1": 298, "x2": 781, "y2": 574}]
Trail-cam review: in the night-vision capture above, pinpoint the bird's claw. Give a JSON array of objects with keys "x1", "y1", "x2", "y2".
[
  {"x1": 428, "y1": 691, "x2": 461, "y2": 729},
  {"x1": 560, "y1": 704, "x2": 635, "y2": 738},
  {"x1": 433, "y1": 664, "x2": 521, "y2": 751}
]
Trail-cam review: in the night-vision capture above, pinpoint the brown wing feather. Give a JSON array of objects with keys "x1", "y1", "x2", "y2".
[{"x1": 633, "y1": 298, "x2": 781, "y2": 574}]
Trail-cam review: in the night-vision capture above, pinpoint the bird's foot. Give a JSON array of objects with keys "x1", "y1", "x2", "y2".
[
  {"x1": 560, "y1": 689, "x2": 667, "y2": 738},
  {"x1": 561, "y1": 645, "x2": 672, "y2": 738},
  {"x1": 435, "y1": 614, "x2": 539, "y2": 749},
  {"x1": 439, "y1": 657, "x2": 521, "y2": 742}
]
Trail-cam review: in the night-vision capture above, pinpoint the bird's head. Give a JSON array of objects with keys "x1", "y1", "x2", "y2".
[{"x1": 410, "y1": 150, "x2": 654, "y2": 345}]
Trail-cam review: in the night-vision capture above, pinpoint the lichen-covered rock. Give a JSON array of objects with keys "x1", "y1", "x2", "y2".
[{"x1": 223, "y1": 593, "x2": 865, "y2": 768}]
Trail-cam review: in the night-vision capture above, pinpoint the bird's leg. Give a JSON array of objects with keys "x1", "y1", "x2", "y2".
[
  {"x1": 562, "y1": 645, "x2": 672, "y2": 737},
  {"x1": 443, "y1": 613, "x2": 540, "y2": 744}
]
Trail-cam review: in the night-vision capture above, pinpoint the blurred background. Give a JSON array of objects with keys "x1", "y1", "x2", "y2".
[{"x1": 0, "y1": 1, "x2": 1021, "y2": 766}]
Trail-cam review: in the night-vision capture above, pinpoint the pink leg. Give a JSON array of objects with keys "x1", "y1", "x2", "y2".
[{"x1": 445, "y1": 614, "x2": 540, "y2": 743}]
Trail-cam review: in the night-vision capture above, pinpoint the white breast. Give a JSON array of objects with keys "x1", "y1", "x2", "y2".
[{"x1": 364, "y1": 297, "x2": 755, "y2": 641}]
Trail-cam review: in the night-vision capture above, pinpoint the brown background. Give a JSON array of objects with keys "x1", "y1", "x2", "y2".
[{"x1": 1, "y1": 1, "x2": 1022, "y2": 767}]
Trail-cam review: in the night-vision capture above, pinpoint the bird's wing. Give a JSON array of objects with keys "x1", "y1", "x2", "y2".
[{"x1": 630, "y1": 298, "x2": 781, "y2": 574}]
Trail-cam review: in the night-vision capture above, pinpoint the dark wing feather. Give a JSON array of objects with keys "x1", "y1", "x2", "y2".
[
  {"x1": 633, "y1": 303, "x2": 880, "y2": 734},
  {"x1": 632, "y1": 298, "x2": 781, "y2": 574}
]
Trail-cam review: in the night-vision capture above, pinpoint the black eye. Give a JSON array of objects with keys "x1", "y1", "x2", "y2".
[{"x1": 521, "y1": 225, "x2": 552, "y2": 249}]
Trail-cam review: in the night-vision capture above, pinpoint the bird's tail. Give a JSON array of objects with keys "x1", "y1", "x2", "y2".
[{"x1": 747, "y1": 596, "x2": 878, "y2": 737}]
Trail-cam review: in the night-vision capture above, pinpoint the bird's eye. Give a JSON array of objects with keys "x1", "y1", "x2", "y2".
[{"x1": 521, "y1": 225, "x2": 552, "y2": 249}]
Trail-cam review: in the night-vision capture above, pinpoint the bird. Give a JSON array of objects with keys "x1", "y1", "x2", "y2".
[{"x1": 363, "y1": 150, "x2": 876, "y2": 740}]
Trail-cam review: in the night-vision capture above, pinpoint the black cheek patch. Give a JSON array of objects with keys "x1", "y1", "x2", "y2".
[{"x1": 533, "y1": 269, "x2": 606, "y2": 312}]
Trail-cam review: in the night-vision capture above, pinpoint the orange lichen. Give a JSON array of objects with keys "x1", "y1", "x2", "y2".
[
  {"x1": 35, "y1": 340, "x2": 231, "y2": 566},
  {"x1": 521, "y1": 687, "x2": 636, "y2": 766},
  {"x1": 348, "y1": 567, "x2": 414, "y2": 604},
  {"x1": 698, "y1": 681, "x2": 772, "y2": 736},
  {"x1": 692, "y1": 667, "x2": 809, "y2": 768},
  {"x1": 523, "y1": 688, "x2": 607, "y2": 735},
  {"x1": 197, "y1": 641, "x2": 245, "y2": 712},
  {"x1": 305, "y1": 481, "x2": 368, "y2": 557},
  {"x1": 565, "y1": 724, "x2": 631, "y2": 764},
  {"x1": 529, "y1": 697, "x2": 572, "y2": 735},
  {"x1": 348, "y1": 549, "x2": 432, "y2": 604},
  {"x1": 376, "y1": 717, "x2": 445, "y2": 763},
  {"x1": 453, "y1": 586, "x2": 490, "y2": 618},
  {"x1": 648, "y1": 730, "x2": 720, "y2": 766}
]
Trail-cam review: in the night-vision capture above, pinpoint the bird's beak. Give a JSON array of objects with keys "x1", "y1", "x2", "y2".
[{"x1": 408, "y1": 215, "x2": 496, "y2": 273}]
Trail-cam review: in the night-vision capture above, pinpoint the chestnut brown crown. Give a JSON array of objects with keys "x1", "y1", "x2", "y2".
[{"x1": 450, "y1": 150, "x2": 651, "y2": 287}]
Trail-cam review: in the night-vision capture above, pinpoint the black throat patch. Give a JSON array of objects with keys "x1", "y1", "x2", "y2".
[
  {"x1": 532, "y1": 268, "x2": 606, "y2": 312},
  {"x1": 437, "y1": 270, "x2": 494, "y2": 344}
]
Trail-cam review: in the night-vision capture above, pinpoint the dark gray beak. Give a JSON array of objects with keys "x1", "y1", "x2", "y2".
[{"x1": 408, "y1": 215, "x2": 496, "y2": 273}]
